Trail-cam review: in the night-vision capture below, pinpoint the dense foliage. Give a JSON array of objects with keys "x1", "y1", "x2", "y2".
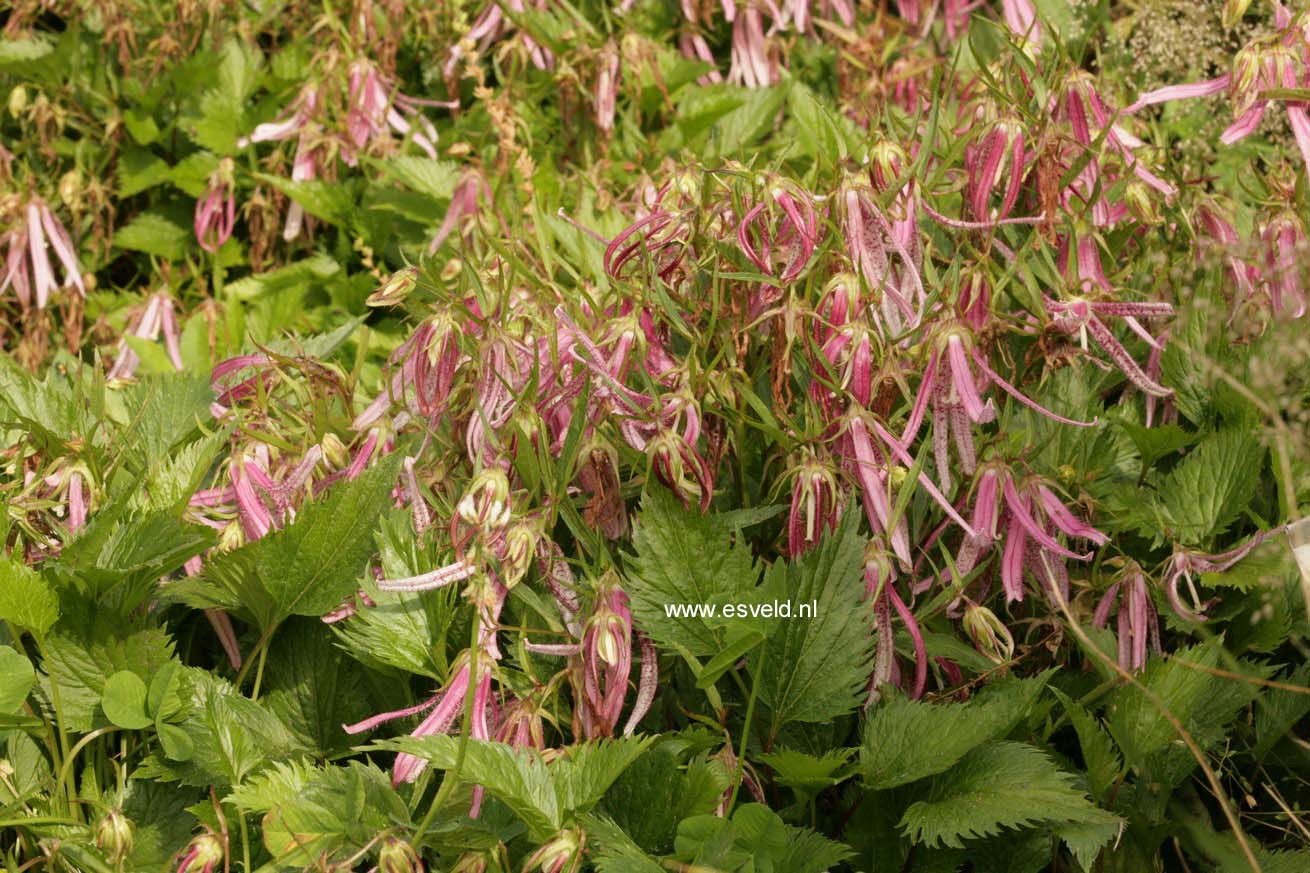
[{"x1": 2, "y1": 0, "x2": 1310, "y2": 870}]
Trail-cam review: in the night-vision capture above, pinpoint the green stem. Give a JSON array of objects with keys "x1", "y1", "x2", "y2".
[
  {"x1": 235, "y1": 623, "x2": 278, "y2": 693},
  {"x1": 728, "y1": 646, "x2": 763, "y2": 813},
  {"x1": 56, "y1": 726, "x2": 119, "y2": 815},
  {"x1": 37, "y1": 636, "x2": 75, "y2": 818},
  {"x1": 240, "y1": 811, "x2": 251, "y2": 873},
  {"x1": 250, "y1": 641, "x2": 270, "y2": 700}
]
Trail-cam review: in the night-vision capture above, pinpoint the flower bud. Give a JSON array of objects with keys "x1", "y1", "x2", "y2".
[
  {"x1": 95, "y1": 809, "x2": 134, "y2": 864},
  {"x1": 1222, "y1": 0, "x2": 1252, "y2": 28},
  {"x1": 1124, "y1": 180, "x2": 1162, "y2": 226},
  {"x1": 457, "y1": 468, "x2": 512, "y2": 531},
  {"x1": 368, "y1": 265, "x2": 420, "y2": 308},
  {"x1": 8, "y1": 85, "x2": 26, "y2": 117},
  {"x1": 59, "y1": 169, "x2": 83, "y2": 207},
  {"x1": 525, "y1": 829, "x2": 582, "y2": 873},
  {"x1": 176, "y1": 833, "x2": 223, "y2": 873},
  {"x1": 320, "y1": 432, "x2": 350, "y2": 468},
  {"x1": 377, "y1": 836, "x2": 424, "y2": 873},
  {"x1": 962, "y1": 602, "x2": 1015, "y2": 665}
]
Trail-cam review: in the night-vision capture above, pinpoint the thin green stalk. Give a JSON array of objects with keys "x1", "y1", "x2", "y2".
[
  {"x1": 235, "y1": 623, "x2": 278, "y2": 692},
  {"x1": 56, "y1": 726, "x2": 119, "y2": 811},
  {"x1": 728, "y1": 646, "x2": 763, "y2": 813},
  {"x1": 36, "y1": 636, "x2": 75, "y2": 818}
]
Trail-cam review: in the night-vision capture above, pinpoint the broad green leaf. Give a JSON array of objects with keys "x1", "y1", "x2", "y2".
[
  {"x1": 101, "y1": 670, "x2": 153, "y2": 730},
  {"x1": 0, "y1": 646, "x2": 36, "y2": 714},
  {"x1": 625, "y1": 487, "x2": 761, "y2": 659},
  {"x1": 259, "y1": 762, "x2": 409, "y2": 866},
  {"x1": 113, "y1": 212, "x2": 191, "y2": 260},
  {"x1": 39, "y1": 629, "x2": 176, "y2": 732},
  {"x1": 1050, "y1": 688, "x2": 1122, "y2": 804},
  {"x1": 759, "y1": 747, "x2": 854, "y2": 794},
  {"x1": 862, "y1": 673, "x2": 1052, "y2": 789},
  {"x1": 261, "y1": 619, "x2": 373, "y2": 756},
  {"x1": 899, "y1": 742, "x2": 1121, "y2": 849},
  {"x1": 382, "y1": 157, "x2": 461, "y2": 201},
  {"x1": 1156, "y1": 430, "x2": 1264, "y2": 544},
  {"x1": 752, "y1": 509, "x2": 873, "y2": 732},
  {"x1": 0, "y1": 554, "x2": 60, "y2": 637},
  {"x1": 224, "y1": 255, "x2": 340, "y2": 302},
  {"x1": 601, "y1": 740, "x2": 728, "y2": 854},
  {"x1": 0, "y1": 37, "x2": 53, "y2": 64},
  {"x1": 171, "y1": 456, "x2": 401, "y2": 630}
]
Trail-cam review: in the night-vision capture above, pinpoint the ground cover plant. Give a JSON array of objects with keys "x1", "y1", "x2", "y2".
[{"x1": 2, "y1": 0, "x2": 1310, "y2": 870}]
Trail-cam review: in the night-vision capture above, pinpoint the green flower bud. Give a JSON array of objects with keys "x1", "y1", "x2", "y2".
[{"x1": 95, "y1": 809, "x2": 134, "y2": 864}]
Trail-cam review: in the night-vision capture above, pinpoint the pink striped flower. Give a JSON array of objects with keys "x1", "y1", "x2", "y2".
[
  {"x1": 1093, "y1": 564, "x2": 1159, "y2": 672},
  {"x1": 1, "y1": 197, "x2": 85, "y2": 310},
  {"x1": 1046, "y1": 296, "x2": 1174, "y2": 398},
  {"x1": 106, "y1": 292, "x2": 185, "y2": 381},
  {"x1": 193, "y1": 159, "x2": 236, "y2": 254}
]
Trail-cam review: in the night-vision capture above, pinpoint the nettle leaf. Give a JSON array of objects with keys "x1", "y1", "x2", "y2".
[
  {"x1": 602, "y1": 739, "x2": 729, "y2": 854},
  {"x1": 114, "y1": 212, "x2": 191, "y2": 259},
  {"x1": 625, "y1": 486, "x2": 761, "y2": 659},
  {"x1": 1254, "y1": 663, "x2": 1310, "y2": 760},
  {"x1": 0, "y1": 554, "x2": 60, "y2": 637},
  {"x1": 115, "y1": 373, "x2": 214, "y2": 474},
  {"x1": 899, "y1": 741, "x2": 1121, "y2": 849},
  {"x1": 190, "y1": 41, "x2": 260, "y2": 152},
  {"x1": 673, "y1": 803, "x2": 851, "y2": 873},
  {"x1": 257, "y1": 173, "x2": 359, "y2": 227},
  {"x1": 162, "y1": 668, "x2": 301, "y2": 787},
  {"x1": 1107, "y1": 639, "x2": 1252, "y2": 766},
  {"x1": 1155, "y1": 430, "x2": 1264, "y2": 544},
  {"x1": 122, "y1": 780, "x2": 200, "y2": 870},
  {"x1": 1050, "y1": 688, "x2": 1122, "y2": 804},
  {"x1": 261, "y1": 619, "x2": 373, "y2": 756},
  {"x1": 259, "y1": 762, "x2": 409, "y2": 867},
  {"x1": 224, "y1": 255, "x2": 340, "y2": 302},
  {"x1": 383, "y1": 736, "x2": 559, "y2": 838},
  {"x1": 381, "y1": 736, "x2": 653, "y2": 841},
  {"x1": 381, "y1": 156, "x2": 461, "y2": 201},
  {"x1": 752, "y1": 509, "x2": 873, "y2": 733},
  {"x1": 759, "y1": 747, "x2": 855, "y2": 794},
  {"x1": 586, "y1": 814, "x2": 667, "y2": 873},
  {"x1": 172, "y1": 456, "x2": 401, "y2": 630},
  {"x1": 861, "y1": 672, "x2": 1052, "y2": 789}
]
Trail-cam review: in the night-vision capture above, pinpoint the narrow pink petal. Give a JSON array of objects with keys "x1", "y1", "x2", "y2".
[
  {"x1": 1124, "y1": 76, "x2": 1230, "y2": 114},
  {"x1": 946, "y1": 335, "x2": 988, "y2": 423},
  {"x1": 376, "y1": 561, "x2": 477, "y2": 592},
  {"x1": 970, "y1": 349, "x2": 1098, "y2": 427},
  {"x1": 1037, "y1": 485, "x2": 1108, "y2": 545},
  {"x1": 1002, "y1": 478, "x2": 1091, "y2": 560}
]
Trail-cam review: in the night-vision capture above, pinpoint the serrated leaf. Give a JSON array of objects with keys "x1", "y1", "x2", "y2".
[
  {"x1": 260, "y1": 762, "x2": 408, "y2": 866},
  {"x1": 171, "y1": 456, "x2": 401, "y2": 630},
  {"x1": 261, "y1": 619, "x2": 373, "y2": 755},
  {"x1": 116, "y1": 373, "x2": 215, "y2": 474},
  {"x1": 861, "y1": 672, "x2": 1052, "y2": 789},
  {"x1": 382, "y1": 156, "x2": 461, "y2": 200},
  {"x1": 900, "y1": 742, "x2": 1121, "y2": 849},
  {"x1": 1156, "y1": 430, "x2": 1264, "y2": 544},
  {"x1": 224, "y1": 255, "x2": 340, "y2": 302},
  {"x1": 101, "y1": 670, "x2": 153, "y2": 729},
  {"x1": 759, "y1": 747, "x2": 854, "y2": 793},
  {"x1": 169, "y1": 668, "x2": 301, "y2": 787},
  {"x1": 114, "y1": 212, "x2": 191, "y2": 260},
  {"x1": 39, "y1": 629, "x2": 176, "y2": 732},
  {"x1": 118, "y1": 147, "x2": 173, "y2": 197},
  {"x1": 1254, "y1": 664, "x2": 1310, "y2": 760},
  {"x1": 752, "y1": 510, "x2": 873, "y2": 732},
  {"x1": 0, "y1": 554, "x2": 60, "y2": 637},
  {"x1": 601, "y1": 740, "x2": 728, "y2": 854},
  {"x1": 625, "y1": 487, "x2": 761, "y2": 659},
  {"x1": 0, "y1": 37, "x2": 53, "y2": 64},
  {"x1": 1051, "y1": 688, "x2": 1122, "y2": 804}
]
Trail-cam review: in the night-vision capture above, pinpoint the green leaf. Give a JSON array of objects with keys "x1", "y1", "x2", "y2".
[
  {"x1": 39, "y1": 629, "x2": 176, "y2": 732},
  {"x1": 381, "y1": 736, "x2": 653, "y2": 840},
  {"x1": 383, "y1": 736, "x2": 560, "y2": 839},
  {"x1": 170, "y1": 456, "x2": 401, "y2": 630},
  {"x1": 1155, "y1": 430, "x2": 1264, "y2": 544},
  {"x1": 861, "y1": 673, "x2": 1052, "y2": 789},
  {"x1": 1050, "y1": 688, "x2": 1122, "y2": 804},
  {"x1": 0, "y1": 554, "x2": 60, "y2": 637},
  {"x1": 601, "y1": 740, "x2": 728, "y2": 854},
  {"x1": 759, "y1": 747, "x2": 854, "y2": 794},
  {"x1": 116, "y1": 373, "x2": 215, "y2": 475},
  {"x1": 101, "y1": 670, "x2": 153, "y2": 730},
  {"x1": 0, "y1": 37, "x2": 54, "y2": 64},
  {"x1": 625, "y1": 486, "x2": 761, "y2": 659},
  {"x1": 118, "y1": 147, "x2": 173, "y2": 197},
  {"x1": 113, "y1": 212, "x2": 191, "y2": 260},
  {"x1": 752, "y1": 509, "x2": 873, "y2": 732},
  {"x1": 256, "y1": 173, "x2": 358, "y2": 227},
  {"x1": 259, "y1": 762, "x2": 409, "y2": 866},
  {"x1": 1254, "y1": 664, "x2": 1310, "y2": 760},
  {"x1": 0, "y1": 646, "x2": 36, "y2": 714},
  {"x1": 899, "y1": 742, "x2": 1121, "y2": 849},
  {"x1": 261, "y1": 619, "x2": 373, "y2": 756},
  {"x1": 382, "y1": 156, "x2": 461, "y2": 200},
  {"x1": 223, "y1": 255, "x2": 340, "y2": 302}
]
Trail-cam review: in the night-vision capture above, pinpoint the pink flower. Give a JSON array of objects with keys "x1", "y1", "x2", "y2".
[
  {"x1": 344, "y1": 60, "x2": 439, "y2": 165},
  {"x1": 737, "y1": 183, "x2": 821, "y2": 285},
  {"x1": 1126, "y1": 10, "x2": 1310, "y2": 185},
  {"x1": 1046, "y1": 296, "x2": 1174, "y2": 398},
  {"x1": 595, "y1": 46, "x2": 620, "y2": 135},
  {"x1": 1093, "y1": 564, "x2": 1159, "y2": 672},
  {"x1": 787, "y1": 452, "x2": 842, "y2": 557},
  {"x1": 106, "y1": 292, "x2": 185, "y2": 381},
  {"x1": 193, "y1": 159, "x2": 236, "y2": 254},
  {"x1": 728, "y1": 4, "x2": 776, "y2": 88},
  {"x1": 1, "y1": 197, "x2": 85, "y2": 310}
]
